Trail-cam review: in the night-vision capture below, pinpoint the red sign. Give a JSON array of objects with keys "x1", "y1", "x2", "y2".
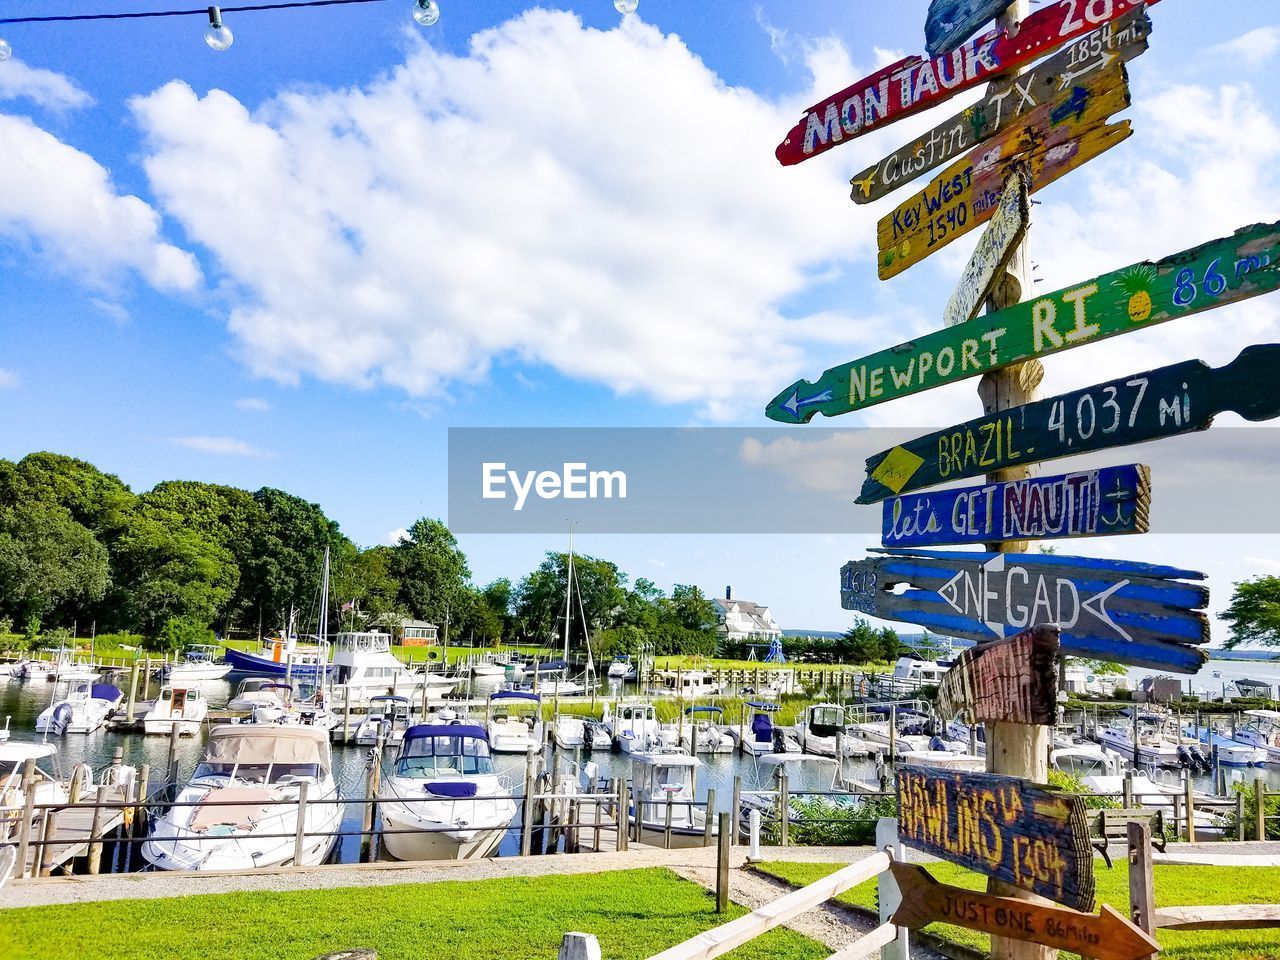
[{"x1": 775, "y1": 0, "x2": 1161, "y2": 166}]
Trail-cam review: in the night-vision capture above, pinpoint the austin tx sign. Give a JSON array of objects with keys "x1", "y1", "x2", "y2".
[
  {"x1": 766, "y1": 221, "x2": 1280, "y2": 423},
  {"x1": 776, "y1": 0, "x2": 1160, "y2": 165},
  {"x1": 934, "y1": 625, "x2": 1060, "y2": 726},
  {"x1": 860, "y1": 345, "x2": 1280, "y2": 502},
  {"x1": 850, "y1": 7, "x2": 1151, "y2": 204},
  {"x1": 881, "y1": 464, "x2": 1151, "y2": 548},
  {"x1": 840, "y1": 548, "x2": 1209, "y2": 672},
  {"x1": 896, "y1": 766, "x2": 1095, "y2": 912}
]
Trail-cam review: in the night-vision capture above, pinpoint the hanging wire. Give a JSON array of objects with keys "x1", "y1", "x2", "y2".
[{"x1": 0, "y1": 0, "x2": 394, "y2": 26}]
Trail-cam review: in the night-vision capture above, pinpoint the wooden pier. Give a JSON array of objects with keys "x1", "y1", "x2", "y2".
[{"x1": 22, "y1": 784, "x2": 132, "y2": 877}]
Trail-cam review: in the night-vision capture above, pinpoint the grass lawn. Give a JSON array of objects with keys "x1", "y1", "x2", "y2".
[
  {"x1": 754, "y1": 859, "x2": 1280, "y2": 960},
  {"x1": 0, "y1": 868, "x2": 827, "y2": 960}
]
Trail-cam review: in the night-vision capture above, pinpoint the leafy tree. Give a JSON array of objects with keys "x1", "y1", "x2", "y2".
[
  {"x1": 839, "y1": 619, "x2": 884, "y2": 662},
  {"x1": 663, "y1": 584, "x2": 717, "y2": 633},
  {"x1": 515, "y1": 552, "x2": 626, "y2": 647},
  {"x1": 390, "y1": 518, "x2": 472, "y2": 628},
  {"x1": 331, "y1": 544, "x2": 402, "y2": 625},
  {"x1": 2, "y1": 452, "x2": 135, "y2": 541},
  {"x1": 0, "y1": 500, "x2": 109, "y2": 635},
  {"x1": 1222, "y1": 576, "x2": 1280, "y2": 648}
]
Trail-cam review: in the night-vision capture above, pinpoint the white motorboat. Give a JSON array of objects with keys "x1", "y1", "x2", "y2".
[
  {"x1": 487, "y1": 691, "x2": 544, "y2": 753},
  {"x1": 680, "y1": 706, "x2": 734, "y2": 754},
  {"x1": 163, "y1": 644, "x2": 232, "y2": 682},
  {"x1": 1182, "y1": 724, "x2": 1268, "y2": 766},
  {"x1": 552, "y1": 714, "x2": 587, "y2": 749},
  {"x1": 656, "y1": 669, "x2": 722, "y2": 698},
  {"x1": 877, "y1": 657, "x2": 949, "y2": 697},
  {"x1": 537, "y1": 678, "x2": 587, "y2": 697},
  {"x1": 1232, "y1": 710, "x2": 1280, "y2": 763},
  {"x1": 471, "y1": 662, "x2": 507, "y2": 679},
  {"x1": 0, "y1": 742, "x2": 68, "y2": 842},
  {"x1": 328, "y1": 631, "x2": 457, "y2": 703},
  {"x1": 1097, "y1": 715, "x2": 1183, "y2": 767},
  {"x1": 18, "y1": 649, "x2": 100, "y2": 683},
  {"x1": 35, "y1": 682, "x2": 123, "y2": 735},
  {"x1": 143, "y1": 684, "x2": 208, "y2": 736},
  {"x1": 141, "y1": 724, "x2": 341, "y2": 871},
  {"x1": 795, "y1": 703, "x2": 859, "y2": 757},
  {"x1": 603, "y1": 701, "x2": 674, "y2": 754},
  {"x1": 1052, "y1": 744, "x2": 1126, "y2": 779},
  {"x1": 377, "y1": 723, "x2": 517, "y2": 860},
  {"x1": 629, "y1": 749, "x2": 714, "y2": 847},
  {"x1": 582, "y1": 719, "x2": 613, "y2": 752},
  {"x1": 741, "y1": 753, "x2": 847, "y2": 825},
  {"x1": 607, "y1": 656, "x2": 633, "y2": 680},
  {"x1": 227, "y1": 679, "x2": 291, "y2": 720},
  {"x1": 731, "y1": 702, "x2": 798, "y2": 756},
  {"x1": 354, "y1": 695, "x2": 414, "y2": 747},
  {"x1": 843, "y1": 717, "x2": 931, "y2": 755}
]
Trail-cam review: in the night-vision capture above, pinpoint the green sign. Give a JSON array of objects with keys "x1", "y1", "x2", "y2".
[{"x1": 766, "y1": 221, "x2": 1280, "y2": 423}]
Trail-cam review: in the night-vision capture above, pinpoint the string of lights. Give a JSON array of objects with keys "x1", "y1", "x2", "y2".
[{"x1": 0, "y1": 0, "x2": 639, "y2": 57}]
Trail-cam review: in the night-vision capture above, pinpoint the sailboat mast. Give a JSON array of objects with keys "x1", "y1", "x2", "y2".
[{"x1": 562, "y1": 523, "x2": 574, "y2": 661}]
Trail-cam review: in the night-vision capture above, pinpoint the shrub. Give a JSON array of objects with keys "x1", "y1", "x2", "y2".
[{"x1": 146, "y1": 618, "x2": 214, "y2": 654}]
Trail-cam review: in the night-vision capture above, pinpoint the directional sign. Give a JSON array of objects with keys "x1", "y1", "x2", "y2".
[
  {"x1": 840, "y1": 548, "x2": 1209, "y2": 672},
  {"x1": 881, "y1": 465, "x2": 1150, "y2": 548},
  {"x1": 926, "y1": 0, "x2": 1014, "y2": 58},
  {"x1": 850, "y1": 7, "x2": 1152, "y2": 205},
  {"x1": 776, "y1": 0, "x2": 1159, "y2": 166},
  {"x1": 935, "y1": 625, "x2": 1060, "y2": 725},
  {"x1": 895, "y1": 766, "x2": 1095, "y2": 911},
  {"x1": 860, "y1": 346, "x2": 1280, "y2": 502},
  {"x1": 877, "y1": 64, "x2": 1132, "y2": 281},
  {"x1": 766, "y1": 221, "x2": 1280, "y2": 424},
  {"x1": 943, "y1": 166, "x2": 1030, "y2": 328},
  {"x1": 889, "y1": 863, "x2": 1160, "y2": 960}
]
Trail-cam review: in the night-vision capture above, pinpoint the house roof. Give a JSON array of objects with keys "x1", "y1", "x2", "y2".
[
  {"x1": 713, "y1": 597, "x2": 781, "y2": 634},
  {"x1": 399, "y1": 618, "x2": 438, "y2": 629}
]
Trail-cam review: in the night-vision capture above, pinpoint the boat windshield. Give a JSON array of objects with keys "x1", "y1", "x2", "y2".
[
  {"x1": 397, "y1": 735, "x2": 495, "y2": 777},
  {"x1": 192, "y1": 761, "x2": 322, "y2": 785}
]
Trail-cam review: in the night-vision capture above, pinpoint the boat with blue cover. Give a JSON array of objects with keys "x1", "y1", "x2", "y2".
[{"x1": 377, "y1": 723, "x2": 517, "y2": 860}]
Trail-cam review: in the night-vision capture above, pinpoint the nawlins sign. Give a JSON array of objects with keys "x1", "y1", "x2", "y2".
[
  {"x1": 840, "y1": 548, "x2": 1209, "y2": 672},
  {"x1": 896, "y1": 766, "x2": 1095, "y2": 912},
  {"x1": 776, "y1": 0, "x2": 1159, "y2": 165}
]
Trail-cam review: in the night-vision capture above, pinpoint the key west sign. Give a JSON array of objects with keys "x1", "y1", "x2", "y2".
[{"x1": 841, "y1": 548, "x2": 1209, "y2": 672}]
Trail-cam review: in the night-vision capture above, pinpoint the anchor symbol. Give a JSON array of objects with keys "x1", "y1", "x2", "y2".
[{"x1": 1100, "y1": 477, "x2": 1135, "y2": 528}]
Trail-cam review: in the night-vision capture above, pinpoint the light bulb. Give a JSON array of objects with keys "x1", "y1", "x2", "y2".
[
  {"x1": 614, "y1": 0, "x2": 638, "y2": 14},
  {"x1": 412, "y1": 0, "x2": 440, "y2": 26},
  {"x1": 205, "y1": 6, "x2": 234, "y2": 51},
  {"x1": 0, "y1": 38, "x2": 11, "y2": 62}
]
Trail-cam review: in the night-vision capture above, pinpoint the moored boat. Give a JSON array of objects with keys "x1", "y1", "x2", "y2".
[
  {"x1": 143, "y1": 684, "x2": 208, "y2": 736},
  {"x1": 487, "y1": 691, "x2": 543, "y2": 753}
]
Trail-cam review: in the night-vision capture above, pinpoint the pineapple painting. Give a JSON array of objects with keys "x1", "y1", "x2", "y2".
[{"x1": 1115, "y1": 264, "x2": 1157, "y2": 322}]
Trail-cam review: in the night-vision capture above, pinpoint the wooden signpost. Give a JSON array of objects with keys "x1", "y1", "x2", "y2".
[
  {"x1": 860, "y1": 345, "x2": 1280, "y2": 502},
  {"x1": 850, "y1": 7, "x2": 1152, "y2": 205},
  {"x1": 881, "y1": 464, "x2": 1150, "y2": 548},
  {"x1": 876, "y1": 64, "x2": 1133, "y2": 280},
  {"x1": 934, "y1": 625, "x2": 1060, "y2": 725},
  {"x1": 895, "y1": 766, "x2": 1095, "y2": 912},
  {"x1": 889, "y1": 863, "x2": 1161, "y2": 960},
  {"x1": 944, "y1": 166, "x2": 1030, "y2": 327},
  {"x1": 775, "y1": 0, "x2": 1159, "y2": 165},
  {"x1": 926, "y1": 0, "x2": 1015, "y2": 58},
  {"x1": 765, "y1": 221, "x2": 1280, "y2": 423},
  {"x1": 840, "y1": 548, "x2": 1209, "y2": 672}
]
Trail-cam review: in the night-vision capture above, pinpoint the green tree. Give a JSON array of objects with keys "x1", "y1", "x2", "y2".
[
  {"x1": 331, "y1": 544, "x2": 402, "y2": 626},
  {"x1": 515, "y1": 552, "x2": 626, "y2": 647},
  {"x1": 1222, "y1": 576, "x2": 1280, "y2": 648},
  {"x1": 839, "y1": 619, "x2": 884, "y2": 663},
  {"x1": 663, "y1": 584, "x2": 717, "y2": 632},
  {"x1": 0, "y1": 500, "x2": 110, "y2": 635},
  {"x1": 390, "y1": 518, "x2": 472, "y2": 627}
]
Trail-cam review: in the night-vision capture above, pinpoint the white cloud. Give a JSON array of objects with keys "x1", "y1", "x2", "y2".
[
  {"x1": 0, "y1": 368, "x2": 19, "y2": 389},
  {"x1": 235, "y1": 397, "x2": 271, "y2": 412},
  {"x1": 385, "y1": 527, "x2": 410, "y2": 546},
  {"x1": 0, "y1": 59, "x2": 93, "y2": 111},
  {"x1": 90, "y1": 299, "x2": 130, "y2": 325},
  {"x1": 130, "y1": 11, "x2": 877, "y2": 419},
  {"x1": 1211, "y1": 27, "x2": 1280, "y2": 67},
  {"x1": 1243, "y1": 556, "x2": 1280, "y2": 574},
  {"x1": 0, "y1": 113, "x2": 201, "y2": 292},
  {"x1": 170, "y1": 435, "x2": 270, "y2": 457}
]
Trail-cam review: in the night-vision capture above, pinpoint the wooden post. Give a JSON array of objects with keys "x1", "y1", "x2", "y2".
[
  {"x1": 704, "y1": 788, "x2": 716, "y2": 847},
  {"x1": 1257, "y1": 774, "x2": 1267, "y2": 841},
  {"x1": 126, "y1": 658, "x2": 140, "y2": 722},
  {"x1": 1238, "y1": 792, "x2": 1247, "y2": 842},
  {"x1": 360, "y1": 745, "x2": 379, "y2": 862},
  {"x1": 86, "y1": 787, "x2": 107, "y2": 875},
  {"x1": 979, "y1": 6, "x2": 1051, "y2": 958},
  {"x1": 664, "y1": 794, "x2": 674, "y2": 849},
  {"x1": 731, "y1": 775, "x2": 742, "y2": 848},
  {"x1": 1124, "y1": 772, "x2": 1134, "y2": 809},
  {"x1": 779, "y1": 770, "x2": 790, "y2": 847},
  {"x1": 167, "y1": 722, "x2": 181, "y2": 784},
  {"x1": 888, "y1": 703, "x2": 896, "y2": 762},
  {"x1": 617, "y1": 779, "x2": 629, "y2": 852},
  {"x1": 522, "y1": 747, "x2": 537, "y2": 857},
  {"x1": 15, "y1": 758, "x2": 36, "y2": 879},
  {"x1": 293, "y1": 781, "x2": 310, "y2": 866},
  {"x1": 716, "y1": 812, "x2": 732, "y2": 914},
  {"x1": 1127, "y1": 820, "x2": 1158, "y2": 960},
  {"x1": 342, "y1": 684, "x2": 351, "y2": 743},
  {"x1": 1185, "y1": 774, "x2": 1196, "y2": 843},
  {"x1": 877, "y1": 818, "x2": 909, "y2": 960},
  {"x1": 37, "y1": 809, "x2": 56, "y2": 877}
]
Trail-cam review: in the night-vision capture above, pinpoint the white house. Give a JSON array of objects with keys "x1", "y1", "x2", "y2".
[{"x1": 712, "y1": 586, "x2": 782, "y2": 643}]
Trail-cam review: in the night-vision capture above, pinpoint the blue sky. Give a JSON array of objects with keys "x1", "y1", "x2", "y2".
[{"x1": 0, "y1": 1, "x2": 1277, "y2": 645}]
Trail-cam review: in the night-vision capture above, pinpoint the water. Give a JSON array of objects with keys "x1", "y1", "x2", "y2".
[{"x1": 0, "y1": 674, "x2": 880, "y2": 867}]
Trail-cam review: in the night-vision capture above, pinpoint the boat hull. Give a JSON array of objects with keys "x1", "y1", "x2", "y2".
[{"x1": 223, "y1": 648, "x2": 329, "y2": 678}]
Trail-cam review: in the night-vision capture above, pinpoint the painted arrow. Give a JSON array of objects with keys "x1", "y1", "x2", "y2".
[
  {"x1": 777, "y1": 0, "x2": 1159, "y2": 165},
  {"x1": 765, "y1": 221, "x2": 1280, "y2": 424},
  {"x1": 840, "y1": 548, "x2": 1209, "y2": 673},
  {"x1": 849, "y1": 7, "x2": 1151, "y2": 204},
  {"x1": 859, "y1": 345, "x2": 1280, "y2": 503},
  {"x1": 889, "y1": 863, "x2": 1160, "y2": 960}
]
